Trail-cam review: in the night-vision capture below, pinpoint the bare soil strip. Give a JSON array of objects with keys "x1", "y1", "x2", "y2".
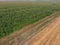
[
  {"x1": 25, "y1": 14, "x2": 60, "y2": 45},
  {"x1": 0, "y1": 12, "x2": 59, "y2": 45}
]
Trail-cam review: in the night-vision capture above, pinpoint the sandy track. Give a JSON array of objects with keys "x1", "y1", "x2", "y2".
[{"x1": 25, "y1": 16, "x2": 60, "y2": 45}]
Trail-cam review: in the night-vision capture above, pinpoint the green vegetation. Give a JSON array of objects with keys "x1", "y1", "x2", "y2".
[{"x1": 0, "y1": 2, "x2": 60, "y2": 38}]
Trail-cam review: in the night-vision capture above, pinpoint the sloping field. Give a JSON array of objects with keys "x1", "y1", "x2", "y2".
[
  {"x1": 25, "y1": 12, "x2": 60, "y2": 45},
  {"x1": 0, "y1": 12, "x2": 59, "y2": 45}
]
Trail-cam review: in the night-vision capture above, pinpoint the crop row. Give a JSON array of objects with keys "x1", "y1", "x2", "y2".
[{"x1": 0, "y1": 3, "x2": 60, "y2": 38}]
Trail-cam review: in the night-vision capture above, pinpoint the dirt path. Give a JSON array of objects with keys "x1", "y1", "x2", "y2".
[{"x1": 25, "y1": 15, "x2": 60, "y2": 45}]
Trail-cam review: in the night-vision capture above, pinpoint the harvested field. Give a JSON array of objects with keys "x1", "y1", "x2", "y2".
[{"x1": 0, "y1": 12, "x2": 60, "y2": 45}]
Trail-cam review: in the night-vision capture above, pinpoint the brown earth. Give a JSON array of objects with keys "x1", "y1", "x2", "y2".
[
  {"x1": 25, "y1": 15, "x2": 60, "y2": 45},
  {"x1": 0, "y1": 12, "x2": 60, "y2": 45}
]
